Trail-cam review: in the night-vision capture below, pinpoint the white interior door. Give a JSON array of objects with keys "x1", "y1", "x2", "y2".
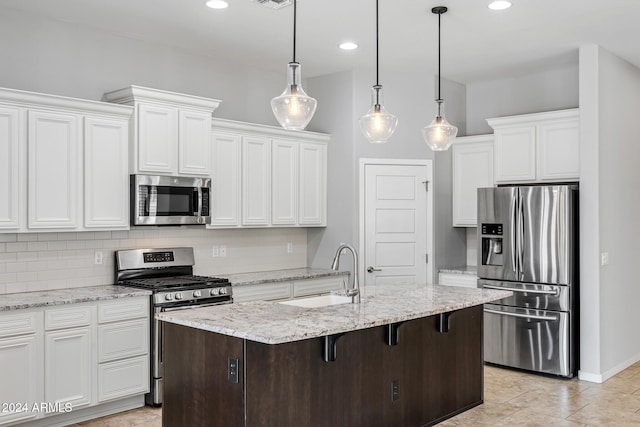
[{"x1": 360, "y1": 160, "x2": 432, "y2": 286}]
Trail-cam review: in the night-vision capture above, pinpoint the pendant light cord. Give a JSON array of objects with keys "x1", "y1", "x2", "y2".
[
  {"x1": 376, "y1": 0, "x2": 379, "y2": 87},
  {"x1": 292, "y1": 0, "x2": 297, "y2": 63},
  {"x1": 437, "y1": 10, "x2": 441, "y2": 102}
]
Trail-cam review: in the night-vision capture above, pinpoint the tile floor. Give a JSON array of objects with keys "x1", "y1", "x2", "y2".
[{"x1": 74, "y1": 362, "x2": 640, "y2": 426}]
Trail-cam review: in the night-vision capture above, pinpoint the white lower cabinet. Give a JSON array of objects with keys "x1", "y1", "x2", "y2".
[
  {"x1": 438, "y1": 272, "x2": 478, "y2": 288},
  {"x1": 0, "y1": 311, "x2": 43, "y2": 426},
  {"x1": 232, "y1": 276, "x2": 347, "y2": 303},
  {"x1": 0, "y1": 297, "x2": 149, "y2": 425},
  {"x1": 44, "y1": 327, "x2": 93, "y2": 410}
]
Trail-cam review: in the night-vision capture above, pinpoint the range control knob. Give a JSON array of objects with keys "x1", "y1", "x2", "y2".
[
  {"x1": 219, "y1": 287, "x2": 228, "y2": 295},
  {"x1": 164, "y1": 293, "x2": 173, "y2": 301},
  {"x1": 210, "y1": 288, "x2": 220, "y2": 296},
  {"x1": 193, "y1": 290, "x2": 202, "y2": 298},
  {"x1": 175, "y1": 292, "x2": 183, "y2": 300}
]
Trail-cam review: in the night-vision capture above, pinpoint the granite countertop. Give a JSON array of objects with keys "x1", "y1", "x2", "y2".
[
  {"x1": 439, "y1": 266, "x2": 478, "y2": 275},
  {"x1": 156, "y1": 283, "x2": 510, "y2": 345},
  {"x1": 221, "y1": 268, "x2": 349, "y2": 287},
  {"x1": 0, "y1": 285, "x2": 151, "y2": 312}
]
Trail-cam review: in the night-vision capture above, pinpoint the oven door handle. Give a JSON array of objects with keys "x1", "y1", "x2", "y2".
[
  {"x1": 484, "y1": 308, "x2": 558, "y2": 322},
  {"x1": 483, "y1": 284, "x2": 559, "y2": 296},
  {"x1": 159, "y1": 301, "x2": 232, "y2": 312}
]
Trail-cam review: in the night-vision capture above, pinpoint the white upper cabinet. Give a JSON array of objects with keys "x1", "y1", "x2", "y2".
[
  {"x1": 28, "y1": 110, "x2": 81, "y2": 229},
  {"x1": 298, "y1": 142, "x2": 327, "y2": 226},
  {"x1": 84, "y1": 116, "x2": 130, "y2": 229},
  {"x1": 210, "y1": 132, "x2": 241, "y2": 227},
  {"x1": 272, "y1": 139, "x2": 298, "y2": 226},
  {"x1": 488, "y1": 109, "x2": 579, "y2": 183},
  {"x1": 103, "y1": 86, "x2": 220, "y2": 176},
  {"x1": 208, "y1": 118, "x2": 329, "y2": 229},
  {"x1": 452, "y1": 135, "x2": 494, "y2": 227},
  {"x1": 0, "y1": 106, "x2": 23, "y2": 231},
  {"x1": 0, "y1": 86, "x2": 133, "y2": 233},
  {"x1": 242, "y1": 136, "x2": 271, "y2": 226}
]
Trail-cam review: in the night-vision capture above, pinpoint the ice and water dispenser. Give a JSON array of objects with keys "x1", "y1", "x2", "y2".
[{"x1": 480, "y1": 223, "x2": 503, "y2": 266}]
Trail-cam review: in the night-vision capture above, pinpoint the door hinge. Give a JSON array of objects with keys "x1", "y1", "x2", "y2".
[
  {"x1": 421, "y1": 180, "x2": 429, "y2": 192},
  {"x1": 425, "y1": 254, "x2": 429, "y2": 264}
]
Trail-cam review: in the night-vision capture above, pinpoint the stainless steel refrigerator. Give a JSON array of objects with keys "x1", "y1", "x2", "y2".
[{"x1": 477, "y1": 184, "x2": 578, "y2": 377}]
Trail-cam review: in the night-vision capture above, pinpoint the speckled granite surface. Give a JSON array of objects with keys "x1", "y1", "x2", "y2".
[
  {"x1": 439, "y1": 266, "x2": 478, "y2": 275},
  {"x1": 0, "y1": 285, "x2": 151, "y2": 311},
  {"x1": 157, "y1": 283, "x2": 511, "y2": 344},
  {"x1": 222, "y1": 268, "x2": 349, "y2": 286}
]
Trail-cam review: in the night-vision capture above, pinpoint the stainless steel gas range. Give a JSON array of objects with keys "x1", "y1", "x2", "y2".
[{"x1": 115, "y1": 247, "x2": 232, "y2": 406}]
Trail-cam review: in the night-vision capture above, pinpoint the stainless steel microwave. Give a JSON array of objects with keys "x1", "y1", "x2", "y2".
[{"x1": 130, "y1": 174, "x2": 211, "y2": 226}]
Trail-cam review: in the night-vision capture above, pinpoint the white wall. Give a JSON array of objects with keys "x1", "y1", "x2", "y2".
[
  {"x1": 466, "y1": 62, "x2": 579, "y2": 135},
  {"x1": 0, "y1": 6, "x2": 283, "y2": 125},
  {"x1": 306, "y1": 67, "x2": 467, "y2": 282},
  {"x1": 579, "y1": 45, "x2": 640, "y2": 380}
]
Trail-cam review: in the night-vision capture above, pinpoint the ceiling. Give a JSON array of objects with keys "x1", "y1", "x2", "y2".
[{"x1": 3, "y1": 0, "x2": 640, "y2": 83}]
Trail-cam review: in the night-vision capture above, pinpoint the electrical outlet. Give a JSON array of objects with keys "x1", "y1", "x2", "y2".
[
  {"x1": 287, "y1": 242, "x2": 293, "y2": 254},
  {"x1": 391, "y1": 380, "x2": 400, "y2": 401},
  {"x1": 94, "y1": 251, "x2": 103, "y2": 265},
  {"x1": 601, "y1": 252, "x2": 609, "y2": 266},
  {"x1": 212, "y1": 245, "x2": 219, "y2": 257},
  {"x1": 220, "y1": 245, "x2": 227, "y2": 257}
]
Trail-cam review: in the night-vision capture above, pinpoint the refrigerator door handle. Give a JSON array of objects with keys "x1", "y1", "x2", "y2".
[
  {"x1": 517, "y1": 189, "x2": 524, "y2": 279},
  {"x1": 483, "y1": 284, "x2": 560, "y2": 296},
  {"x1": 510, "y1": 192, "x2": 518, "y2": 275},
  {"x1": 484, "y1": 308, "x2": 558, "y2": 322}
]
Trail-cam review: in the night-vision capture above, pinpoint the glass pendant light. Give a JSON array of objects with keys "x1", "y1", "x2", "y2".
[
  {"x1": 271, "y1": 0, "x2": 317, "y2": 130},
  {"x1": 423, "y1": 6, "x2": 458, "y2": 151},
  {"x1": 359, "y1": 0, "x2": 398, "y2": 144}
]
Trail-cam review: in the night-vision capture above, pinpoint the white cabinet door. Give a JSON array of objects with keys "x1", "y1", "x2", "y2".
[
  {"x1": 84, "y1": 116, "x2": 129, "y2": 229},
  {"x1": 98, "y1": 355, "x2": 149, "y2": 402},
  {"x1": 28, "y1": 110, "x2": 81, "y2": 229},
  {"x1": 493, "y1": 125, "x2": 536, "y2": 183},
  {"x1": 242, "y1": 136, "x2": 271, "y2": 226},
  {"x1": 0, "y1": 106, "x2": 23, "y2": 231},
  {"x1": 452, "y1": 136, "x2": 494, "y2": 227},
  {"x1": 271, "y1": 139, "x2": 298, "y2": 225},
  {"x1": 298, "y1": 142, "x2": 327, "y2": 226},
  {"x1": 232, "y1": 282, "x2": 292, "y2": 303},
  {"x1": 179, "y1": 109, "x2": 211, "y2": 176},
  {"x1": 210, "y1": 132, "x2": 241, "y2": 227},
  {"x1": 44, "y1": 327, "x2": 93, "y2": 410},
  {"x1": 537, "y1": 118, "x2": 580, "y2": 181},
  {"x1": 137, "y1": 103, "x2": 177, "y2": 174},
  {"x1": 0, "y1": 335, "x2": 41, "y2": 425}
]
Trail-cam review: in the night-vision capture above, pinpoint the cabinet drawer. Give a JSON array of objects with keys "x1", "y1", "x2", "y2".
[
  {"x1": 232, "y1": 282, "x2": 292, "y2": 303},
  {"x1": 98, "y1": 319, "x2": 149, "y2": 363},
  {"x1": 98, "y1": 355, "x2": 149, "y2": 402},
  {"x1": 438, "y1": 273, "x2": 478, "y2": 289},
  {"x1": 45, "y1": 306, "x2": 92, "y2": 330},
  {"x1": 293, "y1": 277, "x2": 346, "y2": 297},
  {"x1": 98, "y1": 297, "x2": 149, "y2": 323},
  {"x1": 0, "y1": 311, "x2": 39, "y2": 338}
]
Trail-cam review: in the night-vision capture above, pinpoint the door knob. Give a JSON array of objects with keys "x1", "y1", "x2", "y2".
[{"x1": 367, "y1": 266, "x2": 382, "y2": 273}]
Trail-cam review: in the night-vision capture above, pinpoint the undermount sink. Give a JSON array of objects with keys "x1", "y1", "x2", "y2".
[{"x1": 278, "y1": 294, "x2": 353, "y2": 308}]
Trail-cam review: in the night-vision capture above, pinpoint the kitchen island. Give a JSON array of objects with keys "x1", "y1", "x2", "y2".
[{"x1": 157, "y1": 283, "x2": 510, "y2": 427}]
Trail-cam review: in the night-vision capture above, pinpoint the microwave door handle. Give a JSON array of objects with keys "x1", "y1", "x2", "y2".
[{"x1": 193, "y1": 188, "x2": 201, "y2": 215}]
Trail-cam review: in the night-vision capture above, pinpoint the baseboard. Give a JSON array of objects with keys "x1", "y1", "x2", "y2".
[
  {"x1": 16, "y1": 395, "x2": 145, "y2": 427},
  {"x1": 579, "y1": 351, "x2": 640, "y2": 384}
]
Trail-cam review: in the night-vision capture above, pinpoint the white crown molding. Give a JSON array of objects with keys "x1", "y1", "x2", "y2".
[
  {"x1": 0, "y1": 86, "x2": 133, "y2": 117},
  {"x1": 486, "y1": 108, "x2": 579, "y2": 128},
  {"x1": 103, "y1": 85, "x2": 221, "y2": 112},
  {"x1": 211, "y1": 117, "x2": 331, "y2": 143}
]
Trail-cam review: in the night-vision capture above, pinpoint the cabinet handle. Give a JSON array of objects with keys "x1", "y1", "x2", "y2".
[{"x1": 367, "y1": 266, "x2": 381, "y2": 273}]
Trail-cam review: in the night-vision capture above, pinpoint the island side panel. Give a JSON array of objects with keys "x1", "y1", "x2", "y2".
[
  {"x1": 244, "y1": 326, "x2": 387, "y2": 427},
  {"x1": 163, "y1": 322, "x2": 245, "y2": 426},
  {"x1": 402, "y1": 304, "x2": 484, "y2": 425}
]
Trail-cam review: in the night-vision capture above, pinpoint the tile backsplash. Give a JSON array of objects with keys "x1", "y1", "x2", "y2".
[{"x1": 0, "y1": 228, "x2": 307, "y2": 295}]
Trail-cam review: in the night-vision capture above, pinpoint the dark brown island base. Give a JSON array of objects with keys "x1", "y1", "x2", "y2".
[{"x1": 157, "y1": 284, "x2": 511, "y2": 427}]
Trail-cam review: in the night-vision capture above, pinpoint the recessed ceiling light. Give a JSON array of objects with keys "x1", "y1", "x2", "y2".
[
  {"x1": 488, "y1": 1, "x2": 512, "y2": 10},
  {"x1": 206, "y1": 0, "x2": 229, "y2": 9},
  {"x1": 339, "y1": 41, "x2": 359, "y2": 51}
]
